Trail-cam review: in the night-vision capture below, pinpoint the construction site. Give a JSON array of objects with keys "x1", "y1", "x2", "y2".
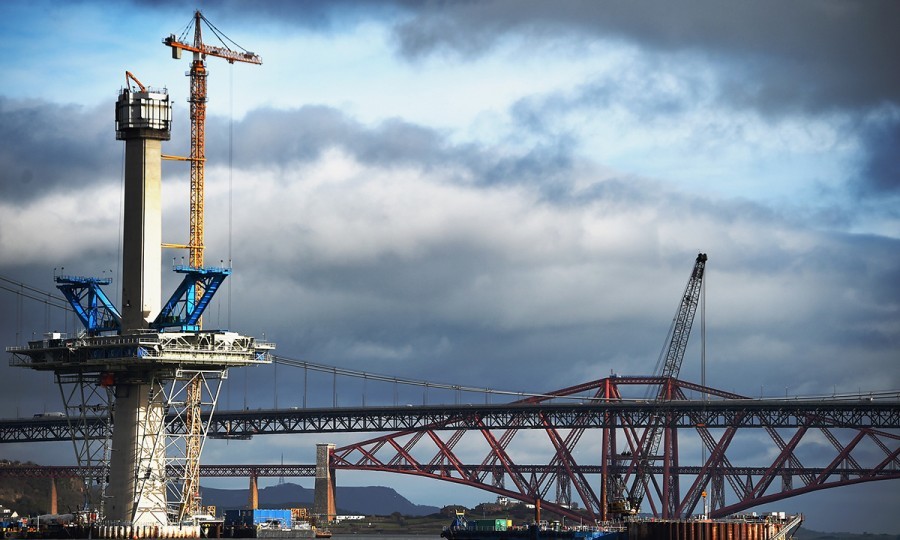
[{"x1": 2, "y1": 8, "x2": 898, "y2": 540}]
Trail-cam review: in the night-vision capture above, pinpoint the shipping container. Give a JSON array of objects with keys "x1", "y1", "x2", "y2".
[
  {"x1": 469, "y1": 519, "x2": 507, "y2": 532},
  {"x1": 224, "y1": 509, "x2": 292, "y2": 529}
]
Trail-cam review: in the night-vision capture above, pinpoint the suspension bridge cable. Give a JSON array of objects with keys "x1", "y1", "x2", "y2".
[
  {"x1": 272, "y1": 354, "x2": 584, "y2": 402},
  {"x1": 0, "y1": 276, "x2": 68, "y2": 304},
  {"x1": 271, "y1": 354, "x2": 899, "y2": 403},
  {"x1": 0, "y1": 283, "x2": 70, "y2": 311}
]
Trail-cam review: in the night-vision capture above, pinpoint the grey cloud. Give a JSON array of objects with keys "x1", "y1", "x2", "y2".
[
  {"x1": 508, "y1": 59, "x2": 900, "y2": 201},
  {"x1": 857, "y1": 115, "x2": 900, "y2": 195},
  {"x1": 136, "y1": 0, "x2": 900, "y2": 114},
  {"x1": 206, "y1": 106, "x2": 438, "y2": 167},
  {"x1": 392, "y1": 0, "x2": 900, "y2": 114},
  {"x1": 509, "y1": 62, "x2": 704, "y2": 135},
  {"x1": 206, "y1": 106, "x2": 577, "y2": 195},
  {"x1": 131, "y1": 0, "x2": 401, "y2": 32},
  {"x1": 218, "y1": 146, "x2": 899, "y2": 395},
  {"x1": 0, "y1": 99, "x2": 117, "y2": 203}
]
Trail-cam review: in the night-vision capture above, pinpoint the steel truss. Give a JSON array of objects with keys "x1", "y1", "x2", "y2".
[
  {"x1": 38, "y1": 369, "x2": 226, "y2": 524},
  {"x1": 139, "y1": 369, "x2": 227, "y2": 524},
  {"x1": 331, "y1": 377, "x2": 900, "y2": 523},
  {"x1": 2, "y1": 395, "x2": 899, "y2": 441},
  {"x1": 54, "y1": 370, "x2": 113, "y2": 513}
]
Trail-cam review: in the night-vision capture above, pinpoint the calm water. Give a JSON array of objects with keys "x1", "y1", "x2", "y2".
[
  {"x1": 333, "y1": 536, "x2": 435, "y2": 540},
  {"x1": 283, "y1": 531, "x2": 439, "y2": 539}
]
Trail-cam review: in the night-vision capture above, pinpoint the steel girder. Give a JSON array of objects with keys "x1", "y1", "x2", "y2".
[
  {"x1": 2, "y1": 463, "x2": 894, "y2": 480},
  {"x1": 3, "y1": 394, "x2": 898, "y2": 443}
]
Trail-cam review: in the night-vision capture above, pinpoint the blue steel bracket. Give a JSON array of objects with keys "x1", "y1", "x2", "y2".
[
  {"x1": 55, "y1": 275, "x2": 123, "y2": 336},
  {"x1": 152, "y1": 265, "x2": 231, "y2": 331}
]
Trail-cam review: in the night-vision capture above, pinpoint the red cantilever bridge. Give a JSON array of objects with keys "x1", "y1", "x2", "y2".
[
  {"x1": 328, "y1": 376, "x2": 900, "y2": 522},
  {"x1": 3, "y1": 375, "x2": 899, "y2": 523}
]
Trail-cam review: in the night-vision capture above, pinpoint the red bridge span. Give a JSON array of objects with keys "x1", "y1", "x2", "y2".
[{"x1": 4, "y1": 376, "x2": 899, "y2": 523}]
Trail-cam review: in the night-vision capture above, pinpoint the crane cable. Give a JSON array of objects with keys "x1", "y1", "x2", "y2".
[
  {"x1": 176, "y1": 12, "x2": 254, "y2": 54},
  {"x1": 199, "y1": 12, "x2": 255, "y2": 54},
  {"x1": 228, "y1": 63, "x2": 234, "y2": 329}
]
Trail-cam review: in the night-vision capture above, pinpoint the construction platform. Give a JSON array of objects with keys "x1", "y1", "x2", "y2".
[{"x1": 8, "y1": 330, "x2": 272, "y2": 377}]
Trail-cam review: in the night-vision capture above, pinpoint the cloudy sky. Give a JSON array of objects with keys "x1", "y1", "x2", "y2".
[{"x1": 1, "y1": 0, "x2": 898, "y2": 533}]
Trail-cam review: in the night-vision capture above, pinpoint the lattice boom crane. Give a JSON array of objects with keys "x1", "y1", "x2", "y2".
[{"x1": 611, "y1": 253, "x2": 708, "y2": 518}]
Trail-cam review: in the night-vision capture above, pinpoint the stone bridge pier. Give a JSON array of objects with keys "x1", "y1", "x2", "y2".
[{"x1": 313, "y1": 443, "x2": 336, "y2": 521}]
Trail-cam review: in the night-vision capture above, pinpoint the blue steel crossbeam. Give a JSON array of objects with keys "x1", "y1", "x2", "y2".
[
  {"x1": 153, "y1": 265, "x2": 230, "y2": 331},
  {"x1": 55, "y1": 275, "x2": 122, "y2": 335}
]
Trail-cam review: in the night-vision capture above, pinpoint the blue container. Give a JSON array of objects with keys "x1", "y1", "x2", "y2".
[{"x1": 224, "y1": 509, "x2": 292, "y2": 528}]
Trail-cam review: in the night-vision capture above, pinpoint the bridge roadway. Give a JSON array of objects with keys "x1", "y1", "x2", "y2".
[
  {"x1": 1, "y1": 399, "x2": 898, "y2": 442},
  {"x1": 1, "y1": 463, "x2": 894, "y2": 479}
]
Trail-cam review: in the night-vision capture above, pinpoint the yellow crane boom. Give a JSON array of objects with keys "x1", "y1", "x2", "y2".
[{"x1": 163, "y1": 10, "x2": 261, "y2": 523}]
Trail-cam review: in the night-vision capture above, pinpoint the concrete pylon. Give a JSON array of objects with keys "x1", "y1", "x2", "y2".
[
  {"x1": 249, "y1": 475, "x2": 258, "y2": 510},
  {"x1": 117, "y1": 89, "x2": 170, "y2": 332},
  {"x1": 313, "y1": 444, "x2": 336, "y2": 521},
  {"x1": 105, "y1": 383, "x2": 167, "y2": 524},
  {"x1": 106, "y1": 85, "x2": 172, "y2": 526}
]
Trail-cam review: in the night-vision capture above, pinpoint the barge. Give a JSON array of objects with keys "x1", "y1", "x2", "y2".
[{"x1": 441, "y1": 512, "x2": 803, "y2": 540}]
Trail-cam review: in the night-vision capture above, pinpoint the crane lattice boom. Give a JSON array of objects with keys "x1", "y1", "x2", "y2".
[
  {"x1": 619, "y1": 253, "x2": 707, "y2": 518},
  {"x1": 659, "y1": 253, "x2": 708, "y2": 382}
]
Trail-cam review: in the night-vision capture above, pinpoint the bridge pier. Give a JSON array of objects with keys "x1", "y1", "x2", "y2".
[
  {"x1": 314, "y1": 444, "x2": 336, "y2": 521},
  {"x1": 106, "y1": 383, "x2": 168, "y2": 524},
  {"x1": 50, "y1": 476, "x2": 57, "y2": 515},
  {"x1": 249, "y1": 474, "x2": 258, "y2": 510}
]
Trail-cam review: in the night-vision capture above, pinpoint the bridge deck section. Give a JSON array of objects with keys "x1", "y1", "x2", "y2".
[{"x1": 1, "y1": 400, "x2": 898, "y2": 442}]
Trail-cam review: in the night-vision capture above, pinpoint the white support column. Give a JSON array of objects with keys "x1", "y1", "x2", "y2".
[
  {"x1": 106, "y1": 383, "x2": 168, "y2": 525},
  {"x1": 121, "y1": 137, "x2": 163, "y2": 330}
]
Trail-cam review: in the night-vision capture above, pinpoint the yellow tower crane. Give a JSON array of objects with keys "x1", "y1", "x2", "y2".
[
  {"x1": 163, "y1": 10, "x2": 262, "y2": 270},
  {"x1": 163, "y1": 10, "x2": 261, "y2": 521}
]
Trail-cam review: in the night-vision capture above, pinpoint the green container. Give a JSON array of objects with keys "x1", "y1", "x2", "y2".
[{"x1": 472, "y1": 519, "x2": 508, "y2": 531}]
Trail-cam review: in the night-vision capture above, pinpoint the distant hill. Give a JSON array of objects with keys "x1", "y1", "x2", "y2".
[{"x1": 200, "y1": 482, "x2": 440, "y2": 517}]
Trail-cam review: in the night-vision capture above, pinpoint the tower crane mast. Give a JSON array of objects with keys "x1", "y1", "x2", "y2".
[
  {"x1": 163, "y1": 11, "x2": 261, "y2": 522},
  {"x1": 611, "y1": 253, "x2": 708, "y2": 518}
]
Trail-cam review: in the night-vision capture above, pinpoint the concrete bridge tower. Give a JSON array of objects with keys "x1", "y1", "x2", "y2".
[
  {"x1": 104, "y1": 82, "x2": 172, "y2": 525},
  {"x1": 8, "y1": 77, "x2": 274, "y2": 532}
]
